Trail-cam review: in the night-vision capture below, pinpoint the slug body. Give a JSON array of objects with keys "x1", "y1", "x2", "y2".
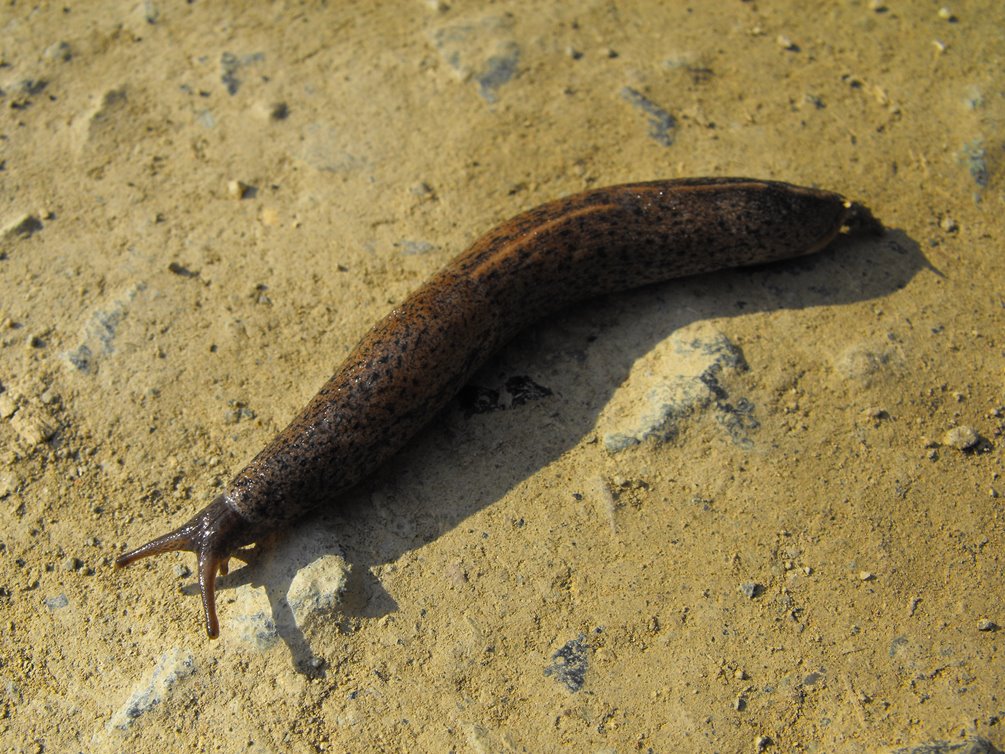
[{"x1": 116, "y1": 177, "x2": 879, "y2": 637}]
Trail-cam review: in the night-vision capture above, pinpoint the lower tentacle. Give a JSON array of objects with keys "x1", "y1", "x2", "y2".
[{"x1": 115, "y1": 495, "x2": 250, "y2": 638}]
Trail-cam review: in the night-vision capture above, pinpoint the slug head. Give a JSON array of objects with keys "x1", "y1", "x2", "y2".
[{"x1": 115, "y1": 495, "x2": 250, "y2": 638}]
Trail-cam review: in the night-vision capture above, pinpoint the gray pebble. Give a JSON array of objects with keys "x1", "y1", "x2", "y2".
[
  {"x1": 107, "y1": 649, "x2": 196, "y2": 730},
  {"x1": 740, "y1": 583, "x2": 764, "y2": 599},
  {"x1": 44, "y1": 594, "x2": 68, "y2": 610},
  {"x1": 888, "y1": 736, "x2": 1001, "y2": 754}
]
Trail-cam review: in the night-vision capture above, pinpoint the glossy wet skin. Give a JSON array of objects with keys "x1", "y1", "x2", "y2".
[{"x1": 115, "y1": 178, "x2": 880, "y2": 638}]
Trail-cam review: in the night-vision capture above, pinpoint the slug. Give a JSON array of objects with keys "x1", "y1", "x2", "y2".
[{"x1": 116, "y1": 177, "x2": 880, "y2": 638}]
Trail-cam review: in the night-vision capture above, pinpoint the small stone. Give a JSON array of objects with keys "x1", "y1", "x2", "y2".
[
  {"x1": 269, "y1": 102, "x2": 289, "y2": 120},
  {"x1": 977, "y1": 618, "x2": 998, "y2": 632},
  {"x1": 409, "y1": 182, "x2": 436, "y2": 201},
  {"x1": 939, "y1": 215, "x2": 959, "y2": 232},
  {"x1": 734, "y1": 695, "x2": 747, "y2": 711},
  {"x1": 62, "y1": 557, "x2": 82, "y2": 572},
  {"x1": 937, "y1": 7, "x2": 957, "y2": 22},
  {"x1": 10, "y1": 411, "x2": 56, "y2": 446},
  {"x1": 227, "y1": 180, "x2": 250, "y2": 199},
  {"x1": 43, "y1": 41, "x2": 73, "y2": 62},
  {"x1": 2, "y1": 214, "x2": 43, "y2": 240},
  {"x1": 740, "y1": 582, "x2": 763, "y2": 599},
  {"x1": 858, "y1": 571, "x2": 875, "y2": 581},
  {"x1": 943, "y1": 425, "x2": 980, "y2": 451},
  {"x1": 0, "y1": 474, "x2": 17, "y2": 498},
  {"x1": 868, "y1": 0, "x2": 887, "y2": 11},
  {"x1": 756, "y1": 735, "x2": 773, "y2": 751},
  {"x1": 0, "y1": 393, "x2": 18, "y2": 418},
  {"x1": 776, "y1": 35, "x2": 798, "y2": 51}
]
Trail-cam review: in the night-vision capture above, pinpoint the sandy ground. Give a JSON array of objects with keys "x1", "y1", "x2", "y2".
[{"x1": 1, "y1": 1, "x2": 1002, "y2": 752}]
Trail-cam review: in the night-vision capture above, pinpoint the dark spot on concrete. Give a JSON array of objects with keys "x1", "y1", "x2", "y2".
[
  {"x1": 545, "y1": 634, "x2": 589, "y2": 692},
  {"x1": 621, "y1": 86, "x2": 677, "y2": 146}
]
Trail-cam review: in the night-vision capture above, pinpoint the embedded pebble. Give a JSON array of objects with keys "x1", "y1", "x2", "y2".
[
  {"x1": 64, "y1": 284, "x2": 146, "y2": 375},
  {"x1": 0, "y1": 393, "x2": 18, "y2": 419},
  {"x1": 228, "y1": 524, "x2": 349, "y2": 648},
  {"x1": 0, "y1": 474, "x2": 18, "y2": 498},
  {"x1": 107, "y1": 649, "x2": 196, "y2": 730},
  {"x1": 43, "y1": 41, "x2": 72, "y2": 62},
  {"x1": 2, "y1": 213, "x2": 43, "y2": 240},
  {"x1": 943, "y1": 425, "x2": 979, "y2": 451},
  {"x1": 889, "y1": 737, "x2": 1000, "y2": 754},
  {"x1": 834, "y1": 342, "x2": 901, "y2": 385},
  {"x1": 10, "y1": 409, "x2": 57, "y2": 446},
  {"x1": 428, "y1": 13, "x2": 520, "y2": 103},
  {"x1": 620, "y1": 86, "x2": 678, "y2": 147},
  {"x1": 44, "y1": 594, "x2": 68, "y2": 610},
  {"x1": 976, "y1": 618, "x2": 998, "y2": 632},
  {"x1": 600, "y1": 330, "x2": 753, "y2": 452}
]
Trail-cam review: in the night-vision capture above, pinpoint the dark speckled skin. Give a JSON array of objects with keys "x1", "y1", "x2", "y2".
[{"x1": 115, "y1": 177, "x2": 880, "y2": 638}]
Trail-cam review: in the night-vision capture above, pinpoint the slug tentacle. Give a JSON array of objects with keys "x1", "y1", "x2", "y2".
[{"x1": 115, "y1": 494, "x2": 251, "y2": 639}]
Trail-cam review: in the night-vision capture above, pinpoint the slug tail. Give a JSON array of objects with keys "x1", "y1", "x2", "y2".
[{"x1": 115, "y1": 494, "x2": 250, "y2": 639}]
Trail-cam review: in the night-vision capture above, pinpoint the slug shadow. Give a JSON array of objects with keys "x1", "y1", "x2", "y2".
[{"x1": 216, "y1": 227, "x2": 927, "y2": 671}]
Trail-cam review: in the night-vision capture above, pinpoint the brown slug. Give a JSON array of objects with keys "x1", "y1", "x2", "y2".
[{"x1": 115, "y1": 177, "x2": 880, "y2": 638}]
